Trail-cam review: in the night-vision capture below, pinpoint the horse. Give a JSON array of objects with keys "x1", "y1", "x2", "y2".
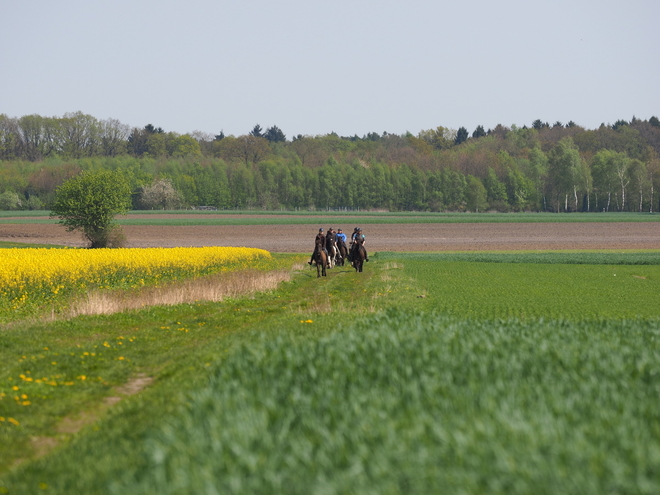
[
  {"x1": 336, "y1": 240, "x2": 348, "y2": 266},
  {"x1": 326, "y1": 243, "x2": 337, "y2": 268},
  {"x1": 351, "y1": 244, "x2": 366, "y2": 273},
  {"x1": 312, "y1": 239, "x2": 327, "y2": 278}
]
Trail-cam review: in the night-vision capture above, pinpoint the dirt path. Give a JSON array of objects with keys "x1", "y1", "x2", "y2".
[{"x1": 1, "y1": 221, "x2": 658, "y2": 251}]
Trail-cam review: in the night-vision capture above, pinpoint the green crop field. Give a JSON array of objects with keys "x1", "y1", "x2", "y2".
[
  {"x1": 2, "y1": 210, "x2": 660, "y2": 226},
  {"x1": 2, "y1": 247, "x2": 660, "y2": 494},
  {"x1": 380, "y1": 251, "x2": 660, "y2": 320}
]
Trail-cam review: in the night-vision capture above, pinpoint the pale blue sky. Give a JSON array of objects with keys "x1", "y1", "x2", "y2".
[{"x1": 2, "y1": 0, "x2": 658, "y2": 138}]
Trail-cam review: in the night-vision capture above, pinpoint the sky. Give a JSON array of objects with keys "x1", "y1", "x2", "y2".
[{"x1": 2, "y1": 0, "x2": 659, "y2": 139}]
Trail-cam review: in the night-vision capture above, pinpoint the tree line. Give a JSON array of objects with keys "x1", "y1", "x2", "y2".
[{"x1": 1, "y1": 112, "x2": 660, "y2": 213}]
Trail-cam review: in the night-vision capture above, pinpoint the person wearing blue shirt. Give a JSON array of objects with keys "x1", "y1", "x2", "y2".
[{"x1": 335, "y1": 228, "x2": 347, "y2": 245}]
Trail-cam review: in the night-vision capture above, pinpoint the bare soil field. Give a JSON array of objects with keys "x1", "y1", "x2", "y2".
[{"x1": 1, "y1": 217, "x2": 659, "y2": 252}]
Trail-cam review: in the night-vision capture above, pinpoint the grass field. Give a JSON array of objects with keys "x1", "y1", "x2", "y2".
[
  {"x1": 2, "y1": 210, "x2": 660, "y2": 226},
  {"x1": 2, "y1": 246, "x2": 660, "y2": 493},
  {"x1": 378, "y1": 251, "x2": 660, "y2": 319}
]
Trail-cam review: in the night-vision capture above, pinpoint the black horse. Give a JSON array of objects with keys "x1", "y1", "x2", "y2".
[
  {"x1": 351, "y1": 244, "x2": 366, "y2": 272},
  {"x1": 312, "y1": 239, "x2": 327, "y2": 277},
  {"x1": 336, "y1": 240, "x2": 349, "y2": 266}
]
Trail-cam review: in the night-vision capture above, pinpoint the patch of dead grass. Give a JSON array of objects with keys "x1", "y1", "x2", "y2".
[{"x1": 58, "y1": 268, "x2": 293, "y2": 319}]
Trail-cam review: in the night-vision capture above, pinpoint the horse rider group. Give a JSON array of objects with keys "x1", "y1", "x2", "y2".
[{"x1": 308, "y1": 227, "x2": 369, "y2": 266}]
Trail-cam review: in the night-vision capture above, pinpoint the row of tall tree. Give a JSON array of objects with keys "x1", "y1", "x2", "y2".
[{"x1": 1, "y1": 112, "x2": 659, "y2": 212}]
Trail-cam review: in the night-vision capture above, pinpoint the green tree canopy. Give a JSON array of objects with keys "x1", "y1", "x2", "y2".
[
  {"x1": 455, "y1": 126, "x2": 469, "y2": 145},
  {"x1": 50, "y1": 169, "x2": 132, "y2": 248},
  {"x1": 264, "y1": 125, "x2": 286, "y2": 143}
]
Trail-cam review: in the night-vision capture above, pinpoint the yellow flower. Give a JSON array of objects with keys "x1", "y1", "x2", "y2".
[{"x1": 1, "y1": 247, "x2": 271, "y2": 317}]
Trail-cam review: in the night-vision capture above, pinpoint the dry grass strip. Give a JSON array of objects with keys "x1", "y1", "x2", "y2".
[{"x1": 62, "y1": 268, "x2": 295, "y2": 319}]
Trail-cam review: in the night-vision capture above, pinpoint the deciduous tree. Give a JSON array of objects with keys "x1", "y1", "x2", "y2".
[
  {"x1": 465, "y1": 175, "x2": 488, "y2": 212},
  {"x1": 50, "y1": 170, "x2": 132, "y2": 248},
  {"x1": 137, "y1": 178, "x2": 182, "y2": 210}
]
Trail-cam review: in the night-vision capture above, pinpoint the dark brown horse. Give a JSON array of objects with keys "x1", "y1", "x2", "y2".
[
  {"x1": 336, "y1": 240, "x2": 348, "y2": 266},
  {"x1": 312, "y1": 239, "x2": 327, "y2": 277},
  {"x1": 351, "y1": 244, "x2": 366, "y2": 272}
]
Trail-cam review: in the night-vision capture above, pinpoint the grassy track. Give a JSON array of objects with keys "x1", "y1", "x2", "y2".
[{"x1": 2, "y1": 251, "x2": 660, "y2": 493}]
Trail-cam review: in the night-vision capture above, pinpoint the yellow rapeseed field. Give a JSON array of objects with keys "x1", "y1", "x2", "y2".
[{"x1": 0, "y1": 247, "x2": 271, "y2": 318}]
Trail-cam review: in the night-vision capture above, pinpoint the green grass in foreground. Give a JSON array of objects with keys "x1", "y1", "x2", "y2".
[
  {"x1": 115, "y1": 312, "x2": 660, "y2": 494},
  {"x1": 2, "y1": 251, "x2": 660, "y2": 494}
]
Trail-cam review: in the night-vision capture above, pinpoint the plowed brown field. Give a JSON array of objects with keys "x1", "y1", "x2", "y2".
[{"x1": 1, "y1": 216, "x2": 659, "y2": 252}]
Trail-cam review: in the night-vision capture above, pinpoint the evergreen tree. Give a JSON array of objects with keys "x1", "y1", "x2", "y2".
[
  {"x1": 264, "y1": 125, "x2": 286, "y2": 143},
  {"x1": 250, "y1": 124, "x2": 263, "y2": 138},
  {"x1": 472, "y1": 125, "x2": 486, "y2": 138},
  {"x1": 455, "y1": 127, "x2": 469, "y2": 145}
]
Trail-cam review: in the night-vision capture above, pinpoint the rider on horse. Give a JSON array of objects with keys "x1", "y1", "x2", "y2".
[
  {"x1": 350, "y1": 227, "x2": 369, "y2": 262},
  {"x1": 308, "y1": 228, "x2": 328, "y2": 265},
  {"x1": 335, "y1": 228, "x2": 347, "y2": 249},
  {"x1": 325, "y1": 227, "x2": 335, "y2": 248},
  {"x1": 325, "y1": 227, "x2": 337, "y2": 258}
]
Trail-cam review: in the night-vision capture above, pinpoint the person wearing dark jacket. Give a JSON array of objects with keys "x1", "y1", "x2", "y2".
[
  {"x1": 308, "y1": 228, "x2": 327, "y2": 265},
  {"x1": 350, "y1": 227, "x2": 369, "y2": 262}
]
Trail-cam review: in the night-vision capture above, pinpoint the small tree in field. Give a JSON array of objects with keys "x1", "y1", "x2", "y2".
[
  {"x1": 137, "y1": 178, "x2": 182, "y2": 210},
  {"x1": 51, "y1": 170, "x2": 132, "y2": 248}
]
